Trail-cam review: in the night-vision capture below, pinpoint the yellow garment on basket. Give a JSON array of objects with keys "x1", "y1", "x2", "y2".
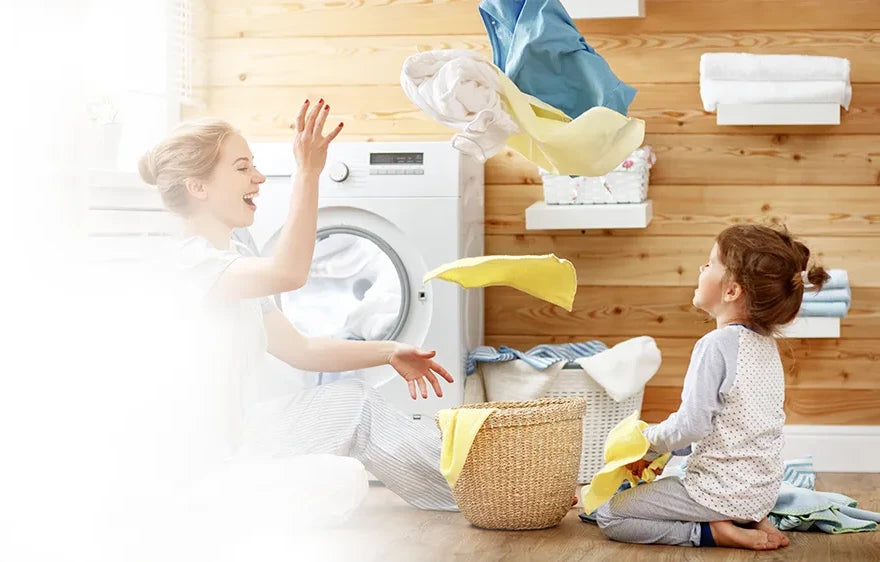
[
  {"x1": 580, "y1": 411, "x2": 672, "y2": 514},
  {"x1": 437, "y1": 408, "x2": 498, "y2": 488},
  {"x1": 423, "y1": 254, "x2": 577, "y2": 311},
  {"x1": 494, "y1": 69, "x2": 646, "y2": 177}
]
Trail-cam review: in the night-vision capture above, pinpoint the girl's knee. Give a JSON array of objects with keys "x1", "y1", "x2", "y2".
[{"x1": 594, "y1": 501, "x2": 615, "y2": 530}]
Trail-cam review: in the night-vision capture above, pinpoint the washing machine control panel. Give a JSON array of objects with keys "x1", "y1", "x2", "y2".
[{"x1": 368, "y1": 151, "x2": 425, "y2": 176}]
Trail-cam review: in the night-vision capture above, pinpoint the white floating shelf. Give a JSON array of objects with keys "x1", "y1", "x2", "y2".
[
  {"x1": 88, "y1": 169, "x2": 151, "y2": 190},
  {"x1": 525, "y1": 200, "x2": 652, "y2": 230},
  {"x1": 716, "y1": 103, "x2": 841, "y2": 126},
  {"x1": 560, "y1": 0, "x2": 645, "y2": 19},
  {"x1": 778, "y1": 317, "x2": 841, "y2": 339}
]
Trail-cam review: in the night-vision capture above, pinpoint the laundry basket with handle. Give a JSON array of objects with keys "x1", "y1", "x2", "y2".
[
  {"x1": 442, "y1": 397, "x2": 586, "y2": 530},
  {"x1": 543, "y1": 364, "x2": 644, "y2": 484}
]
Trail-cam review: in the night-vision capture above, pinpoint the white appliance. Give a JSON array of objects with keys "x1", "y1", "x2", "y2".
[{"x1": 248, "y1": 141, "x2": 484, "y2": 424}]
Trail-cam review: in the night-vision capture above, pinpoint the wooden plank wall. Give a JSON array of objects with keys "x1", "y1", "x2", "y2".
[{"x1": 192, "y1": 0, "x2": 880, "y2": 425}]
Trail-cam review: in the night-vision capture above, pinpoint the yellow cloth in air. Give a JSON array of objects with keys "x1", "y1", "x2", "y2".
[
  {"x1": 580, "y1": 411, "x2": 672, "y2": 514},
  {"x1": 494, "y1": 69, "x2": 646, "y2": 177},
  {"x1": 423, "y1": 254, "x2": 577, "y2": 311},
  {"x1": 437, "y1": 408, "x2": 498, "y2": 488}
]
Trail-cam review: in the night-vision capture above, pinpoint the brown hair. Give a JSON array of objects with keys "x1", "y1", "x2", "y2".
[
  {"x1": 715, "y1": 224, "x2": 830, "y2": 336},
  {"x1": 138, "y1": 118, "x2": 238, "y2": 215}
]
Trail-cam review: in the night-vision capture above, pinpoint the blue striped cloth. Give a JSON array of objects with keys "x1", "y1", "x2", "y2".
[
  {"x1": 783, "y1": 456, "x2": 816, "y2": 490},
  {"x1": 466, "y1": 341, "x2": 608, "y2": 375}
]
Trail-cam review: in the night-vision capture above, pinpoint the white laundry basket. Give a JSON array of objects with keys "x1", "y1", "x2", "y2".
[
  {"x1": 541, "y1": 145, "x2": 656, "y2": 205},
  {"x1": 542, "y1": 364, "x2": 644, "y2": 484}
]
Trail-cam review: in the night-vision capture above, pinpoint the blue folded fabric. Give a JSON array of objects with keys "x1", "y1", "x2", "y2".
[
  {"x1": 770, "y1": 482, "x2": 879, "y2": 533},
  {"x1": 798, "y1": 301, "x2": 849, "y2": 318},
  {"x1": 478, "y1": 0, "x2": 636, "y2": 119},
  {"x1": 802, "y1": 287, "x2": 851, "y2": 306},
  {"x1": 466, "y1": 341, "x2": 607, "y2": 375},
  {"x1": 810, "y1": 269, "x2": 849, "y2": 291},
  {"x1": 783, "y1": 456, "x2": 816, "y2": 490}
]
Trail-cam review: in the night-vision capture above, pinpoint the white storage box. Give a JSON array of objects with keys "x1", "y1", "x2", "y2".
[
  {"x1": 543, "y1": 364, "x2": 645, "y2": 484},
  {"x1": 542, "y1": 146, "x2": 656, "y2": 205}
]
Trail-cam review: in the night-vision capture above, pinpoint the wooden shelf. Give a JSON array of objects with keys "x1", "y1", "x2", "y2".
[
  {"x1": 716, "y1": 103, "x2": 841, "y2": 126},
  {"x1": 525, "y1": 201, "x2": 652, "y2": 230},
  {"x1": 560, "y1": 0, "x2": 645, "y2": 19},
  {"x1": 778, "y1": 317, "x2": 841, "y2": 339}
]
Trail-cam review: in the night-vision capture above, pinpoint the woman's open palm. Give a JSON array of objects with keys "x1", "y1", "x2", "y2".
[{"x1": 292, "y1": 98, "x2": 344, "y2": 175}]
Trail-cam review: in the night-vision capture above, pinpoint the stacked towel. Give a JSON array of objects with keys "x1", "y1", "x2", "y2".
[
  {"x1": 699, "y1": 53, "x2": 852, "y2": 112},
  {"x1": 799, "y1": 269, "x2": 850, "y2": 318}
]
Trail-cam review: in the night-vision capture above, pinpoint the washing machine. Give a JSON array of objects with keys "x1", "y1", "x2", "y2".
[{"x1": 248, "y1": 141, "x2": 484, "y2": 424}]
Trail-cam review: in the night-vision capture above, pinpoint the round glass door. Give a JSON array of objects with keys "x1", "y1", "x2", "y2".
[{"x1": 277, "y1": 226, "x2": 411, "y2": 343}]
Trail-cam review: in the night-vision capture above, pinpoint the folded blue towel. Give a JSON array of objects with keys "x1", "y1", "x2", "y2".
[
  {"x1": 466, "y1": 341, "x2": 607, "y2": 375},
  {"x1": 802, "y1": 287, "x2": 851, "y2": 306},
  {"x1": 770, "y1": 482, "x2": 880, "y2": 533},
  {"x1": 808, "y1": 268, "x2": 849, "y2": 291},
  {"x1": 798, "y1": 301, "x2": 849, "y2": 317},
  {"x1": 783, "y1": 456, "x2": 816, "y2": 490}
]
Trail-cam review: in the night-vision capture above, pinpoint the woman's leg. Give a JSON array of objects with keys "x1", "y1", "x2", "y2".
[
  {"x1": 594, "y1": 476, "x2": 776, "y2": 549},
  {"x1": 241, "y1": 378, "x2": 457, "y2": 511}
]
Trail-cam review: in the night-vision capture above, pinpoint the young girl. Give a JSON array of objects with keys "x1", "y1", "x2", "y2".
[
  {"x1": 595, "y1": 224, "x2": 829, "y2": 550},
  {"x1": 138, "y1": 100, "x2": 457, "y2": 510}
]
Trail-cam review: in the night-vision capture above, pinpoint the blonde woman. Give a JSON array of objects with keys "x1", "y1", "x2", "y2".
[{"x1": 138, "y1": 100, "x2": 457, "y2": 510}]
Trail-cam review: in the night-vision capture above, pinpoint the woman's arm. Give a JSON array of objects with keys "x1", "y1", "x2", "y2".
[
  {"x1": 263, "y1": 307, "x2": 454, "y2": 400},
  {"x1": 212, "y1": 99, "x2": 343, "y2": 299}
]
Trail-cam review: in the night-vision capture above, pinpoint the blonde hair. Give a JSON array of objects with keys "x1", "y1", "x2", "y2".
[{"x1": 138, "y1": 118, "x2": 239, "y2": 215}]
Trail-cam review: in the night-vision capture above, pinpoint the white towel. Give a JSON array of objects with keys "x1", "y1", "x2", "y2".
[
  {"x1": 400, "y1": 49, "x2": 519, "y2": 161},
  {"x1": 344, "y1": 267, "x2": 401, "y2": 341},
  {"x1": 700, "y1": 79, "x2": 852, "y2": 112},
  {"x1": 700, "y1": 53, "x2": 851, "y2": 82},
  {"x1": 481, "y1": 360, "x2": 567, "y2": 402},
  {"x1": 573, "y1": 336, "x2": 661, "y2": 402}
]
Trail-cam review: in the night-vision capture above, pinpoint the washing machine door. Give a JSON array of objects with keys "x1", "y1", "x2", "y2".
[{"x1": 262, "y1": 206, "x2": 430, "y2": 389}]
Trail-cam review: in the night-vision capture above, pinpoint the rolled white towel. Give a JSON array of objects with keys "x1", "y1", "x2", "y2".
[
  {"x1": 700, "y1": 53, "x2": 851, "y2": 82},
  {"x1": 700, "y1": 78, "x2": 852, "y2": 112}
]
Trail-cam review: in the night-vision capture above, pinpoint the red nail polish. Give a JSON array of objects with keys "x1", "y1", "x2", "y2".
[
  {"x1": 304, "y1": 99, "x2": 309, "y2": 104},
  {"x1": 324, "y1": 105, "x2": 330, "y2": 111},
  {"x1": 318, "y1": 98, "x2": 324, "y2": 104}
]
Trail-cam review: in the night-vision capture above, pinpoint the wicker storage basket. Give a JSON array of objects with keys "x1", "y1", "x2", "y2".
[
  {"x1": 544, "y1": 365, "x2": 644, "y2": 484},
  {"x1": 443, "y1": 398, "x2": 586, "y2": 530}
]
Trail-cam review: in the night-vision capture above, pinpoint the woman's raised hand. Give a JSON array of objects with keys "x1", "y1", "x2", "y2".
[{"x1": 292, "y1": 98, "x2": 344, "y2": 176}]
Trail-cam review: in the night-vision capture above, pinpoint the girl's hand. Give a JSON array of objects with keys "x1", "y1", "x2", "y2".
[
  {"x1": 625, "y1": 459, "x2": 657, "y2": 479},
  {"x1": 388, "y1": 344, "x2": 455, "y2": 400},
  {"x1": 292, "y1": 98, "x2": 344, "y2": 176}
]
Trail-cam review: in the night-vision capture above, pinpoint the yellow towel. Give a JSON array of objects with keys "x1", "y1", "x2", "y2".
[
  {"x1": 437, "y1": 408, "x2": 498, "y2": 488},
  {"x1": 423, "y1": 254, "x2": 577, "y2": 311},
  {"x1": 494, "y1": 70, "x2": 646, "y2": 177},
  {"x1": 580, "y1": 411, "x2": 671, "y2": 514}
]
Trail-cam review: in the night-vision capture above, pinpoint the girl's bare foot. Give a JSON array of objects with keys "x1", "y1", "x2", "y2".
[
  {"x1": 751, "y1": 517, "x2": 790, "y2": 547},
  {"x1": 708, "y1": 520, "x2": 780, "y2": 550}
]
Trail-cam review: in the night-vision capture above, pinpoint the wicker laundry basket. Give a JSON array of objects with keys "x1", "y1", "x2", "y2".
[
  {"x1": 443, "y1": 398, "x2": 586, "y2": 530},
  {"x1": 543, "y1": 365, "x2": 644, "y2": 484}
]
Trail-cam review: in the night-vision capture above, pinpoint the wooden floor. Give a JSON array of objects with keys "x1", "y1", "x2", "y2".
[{"x1": 306, "y1": 473, "x2": 880, "y2": 561}]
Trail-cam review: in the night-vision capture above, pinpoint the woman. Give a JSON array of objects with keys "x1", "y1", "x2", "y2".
[{"x1": 138, "y1": 99, "x2": 457, "y2": 510}]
